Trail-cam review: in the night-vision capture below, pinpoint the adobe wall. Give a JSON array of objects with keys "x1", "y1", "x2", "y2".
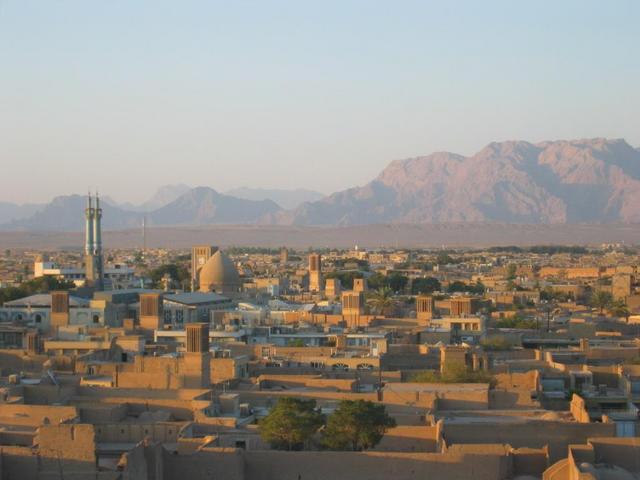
[
  {"x1": 0, "y1": 430, "x2": 34, "y2": 446},
  {"x1": 162, "y1": 447, "x2": 245, "y2": 480},
  {"x1": 490, "y1": 371, "x2": 540, "y2": 409},
  {"x1": 0, "y1": 404, "x2": 78, "y2": 427},
  {"x1": 511, "y1": 447, "x2": 549, "y2": 477},
  {"x1": 21, "y1": 384, "x2": 78, "y2": 405},
  {"x1": 243, "y1": 450, "x2": 511, "y2": 480},
  {"x1": 372, "y1": 425, "x2": 439, "y2": 452},
  {"x1": 94, "y1": 422, "x2": 185, "y2": 444},
  {"x1": 490, "y1": 389, "x2": 540, "y2": 409},
  {"x1": 76, "y1": 402, "x2": 127, "y2": 423},
  {"x1": 383, "y1": 383, "x2": 490, "y2": 411},
  {"x1": 0, "y1": 350, "x2": 48, "y2": 373},
  {"x1": 0, "y1": 445, "x2": 39, "y2": 480},
  {"x1": 443, "y1": 420, "x2": 615, "y2": 462},
  {"x1": 570, "y1": 395, "x2": 590, "y2": 423},
  {"x1": 68, "y1": 387, "x2": 212, "y2": 422},
  {"x1": 589, "y1": 437, "x2": 640, "y2": 473},
  {"x1": 211, "y1": 357, "x2": 239, "y2": 384},
  {"x1": 78, "y1": 396, "x2": 196, "y2": 421},
  {"x1": 494, "y1": 371, "x2": 538, "y2": 390},
  {"x1": 121, "y1": 441, "x2": 165, "y2": 480},
  {"x1": 257, "y1": 374, "x2": 355, "y2": 392},
  {"x1": 37, "y1": 424, "x2": 96, "y2": 473},
  {"x1": 587, "y1": 365, "x2": 620, "y2": 388}
]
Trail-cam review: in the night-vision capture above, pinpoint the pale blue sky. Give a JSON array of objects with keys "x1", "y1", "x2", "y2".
[{"x1": 0, "y1": 0, "x2": 638, "y2": 204}]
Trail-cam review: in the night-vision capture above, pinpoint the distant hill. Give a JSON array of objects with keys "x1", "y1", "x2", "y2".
[
  {"x1": 278, "y1": 138, "x2": 640, "y2": 225},
  {"x1": 0, "y1": 202, "x2": 44, "y2": 224},
  {"x1": 147, "y1": 187, "x2": 282, "y2": 226},
  {"x1": 1, "y1": 195, "x2": 143, "y2": 231},
  {"x1": 224, "y1": 187, "x2": 325, "y2": 209},
  {"x1": 104, "y1": 184, "x2": 192, "y2": 212},
  {"x1": 0, "y1": 186, "x2": 282, "y2": 231}
]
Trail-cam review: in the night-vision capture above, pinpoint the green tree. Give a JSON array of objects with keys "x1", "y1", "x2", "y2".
[
  {"x1": 447, "y1": 281, "x2": 468, "y2": 293},
  {"x1": 436, "y1": 253, "x2": 454, "y2": 265},
  {"x1": 608, "y1": 299, "x2": 630, "y2": 320},
  {"x1": 148, "y1": 263, "x2": 189, "y2": 289},
  {"x1": 322, "y1": 400, "x2": 395, "y2": 451},
  {"x1": 387, "y1": 273, "x2": 408, "y2": 293},
  {"x1": 0, "y1": 276, "x2": 75, "y2": 305},
  {"x1": 590, "y1": 290, "x2": 613, "y2": 315},
  {"x1": 366, "y1": 273, "x2": 387, "y2": 290},
  {"x1": 411, "y1": 277, "x2": 441, "y2": 295},
  {"x1": 480, "y1": 336, "x2": 514, "y2": 351},
  {"x1": 259, "y1": 398, "x2": 324, "y2": 451},
  {"x1": 506, "y1": 263, "x2": 517, "y2": 281},
  {"x1": 367, "y1": 287, "x2": 394, "y2": 316}
]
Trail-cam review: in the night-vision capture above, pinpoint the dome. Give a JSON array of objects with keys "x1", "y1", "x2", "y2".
[{"x1": 198, "y1": 250, "x2": 240, "y2": 293}]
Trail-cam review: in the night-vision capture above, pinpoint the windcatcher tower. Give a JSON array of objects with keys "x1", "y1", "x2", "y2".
[
  {"x1": 84, "y1": 192, "x2": 104, "y2": 290},
  {"x1": 308, "y1": 253, "x2": 323, "y2": 293}
]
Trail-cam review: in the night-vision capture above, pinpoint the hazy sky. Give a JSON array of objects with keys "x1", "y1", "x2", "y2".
[{"x1": 1, "y1": 1, "x2": 639, "y2": 204}]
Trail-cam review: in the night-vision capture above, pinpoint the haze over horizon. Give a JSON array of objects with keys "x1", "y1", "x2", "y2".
[{"x1": 1, "y1": 0, "x2": 639, "y2": 204}]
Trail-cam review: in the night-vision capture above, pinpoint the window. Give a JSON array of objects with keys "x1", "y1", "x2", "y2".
[
  {"x1": 93, "y1": 314, "x2": 100, "y2": 324},
  {"x1": 35, "y1": 314, "x2": 42, "y2": 323},
  {"x1": 175, "y1": 310, "x2": 183, "y2": 324}
]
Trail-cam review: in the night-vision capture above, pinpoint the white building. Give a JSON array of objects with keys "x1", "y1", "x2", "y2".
[{"x1": 34, "y1": 260, "x2": 136, "y2": 289}]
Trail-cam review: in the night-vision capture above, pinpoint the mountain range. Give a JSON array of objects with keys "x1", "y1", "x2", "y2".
[
  {"x1": 278, "y1": 138, "x2": 640, "y2": 225},
  {"x1": 0, "y1": 186, "x2": 318, "y2": 231},
  {"x1": 224, "y1": 187, "x2": 324, "y2": 210},
  {"x1": 2, "y1": 138, "x2": 640, "y2": 231}
]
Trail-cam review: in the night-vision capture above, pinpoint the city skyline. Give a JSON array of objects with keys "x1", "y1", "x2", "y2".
[{"x1": 1, "y1": 0, "x2": 639, "y2": 203}]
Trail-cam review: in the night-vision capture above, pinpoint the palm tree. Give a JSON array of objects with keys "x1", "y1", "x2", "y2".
[
  {"x1": 590, "y1": 289, "x2": 613, "y2": 315},
  {"x1": 608, "y1": 299, "x2": 630, "y2": 320},
  {"x1": 367, "y1": 287, "x2": 395, "y2": 316}
]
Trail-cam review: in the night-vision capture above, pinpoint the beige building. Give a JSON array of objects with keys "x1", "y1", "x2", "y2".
[
  {"x1": 416, "y1": 295, "x2": 434, "y2": 325},
  {"x1": 325, "y1": 278, "x2": 342, "y2": 298},
  {"x1": 308, "y1": 253, "x2": 323, "y2": 292},
  {"x1": 612, "y1": 273, "x2": 633, "y2": 301}
]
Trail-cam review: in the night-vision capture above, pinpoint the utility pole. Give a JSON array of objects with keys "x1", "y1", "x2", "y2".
[{"x1": 142, "y1": 215, "x2": 147, "y2": 259}]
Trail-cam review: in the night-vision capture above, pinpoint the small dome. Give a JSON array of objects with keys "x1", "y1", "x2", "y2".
[{"x1": 199, "y1": 250, "x2": 240, "y2": 293}]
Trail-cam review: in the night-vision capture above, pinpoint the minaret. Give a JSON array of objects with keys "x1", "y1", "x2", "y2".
[
  {"x1": 93, "y1": 193, "x2": 102, "y2": 256},
  {"x1": 93, "y1": 193, "x2": 104, "y2": 289},
  {"x1": 84, "y1": 191, "x2": 104, "y2": 290},
  {"x1": 84, "y1": 193, "x2": 94, "y2": 256}
]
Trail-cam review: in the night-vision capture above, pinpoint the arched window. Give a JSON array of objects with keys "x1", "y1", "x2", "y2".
[
  {"x1": 92, "y1": 314, "x2": 100, "y2": 324},
  {"x1": 35, "y1": 314, "x2": 42, "y2": 323}
]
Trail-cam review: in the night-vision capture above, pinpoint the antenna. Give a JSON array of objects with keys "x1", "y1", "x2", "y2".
[{"x1": 142, "y1": 215, "x2": 147, "y2": 258}]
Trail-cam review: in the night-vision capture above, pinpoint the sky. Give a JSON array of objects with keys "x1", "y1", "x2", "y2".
[{"x1": 0, "y1": 0, "x2": 639, "y2": 204}]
